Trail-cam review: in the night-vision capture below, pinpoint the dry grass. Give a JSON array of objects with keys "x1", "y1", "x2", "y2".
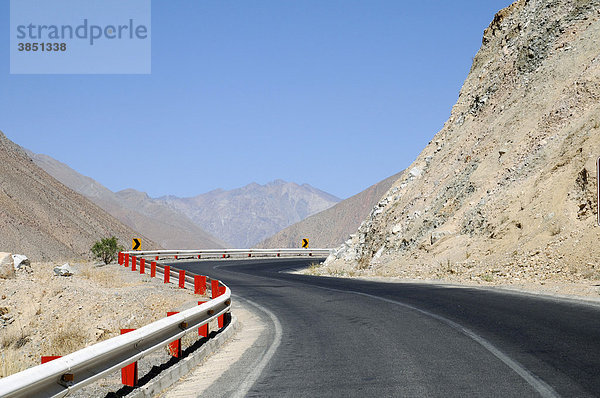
[
  {"x1": 0, "y1": 322, "x2": 29, "y2": 350},
  {"x1": 79, "y1": 263, "x2": 134, "y2": 288},
  {"x1": 41, "y1": 326, "x2": 89, "y2": 357},
  {"x1": 305, "y1": 263, "x2": 323, "y2": 276},
  {"x1": 79, "y1": 265, "x2": 114, "y2": 287},
  {"x1": 0, "y1": 349, "x2": 29, "y2": 378}
]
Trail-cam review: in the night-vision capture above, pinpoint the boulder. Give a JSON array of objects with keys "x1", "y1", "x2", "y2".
[
  {"x1": 0, "y1": 252, "x2": 15, "y2": 279},
  {"x1": 430, "y1": 230, "x2": 453, "y2": 245},
  {"x1": 53, "y1": 263, "x2": 74, "y2": 277},
  {"x1": 12, "y1": 254, "x2": 30, "y2": 270},
  {"x1": 409, "y1": 167, "x2": 422, "y2": 178}
]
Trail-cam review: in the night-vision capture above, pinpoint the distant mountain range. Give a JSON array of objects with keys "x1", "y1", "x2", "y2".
[
  {"x1": 157, "y1": 181, "x2": 341, "y2": 248},
  {"x1": 0, "y1": 132, "x2": 156, "y2": 260},
  {"x1": 30, "y1": 151, "x2": 341, "y2": 248},
  {"x1": 257, "y1": 171, "x2": 403, "y2": 249},
  {"x1": 27, "y1": 152, "x2": 226, "y2": 249}
]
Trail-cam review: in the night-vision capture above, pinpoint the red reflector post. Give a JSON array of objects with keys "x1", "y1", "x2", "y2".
[
  {"x1": 41, "y1": 356, "x2": 61, "y2": 364},
  {"x1": 120, "y1": 329, "x2": 138, "y2": 387},
  {"x1": 178, "y1": 270, "x2": 185, "y2": 288},
  {"x1": 167, "y1": 312, "x2": 182, "y2": 357},
  {"x1": 164, "y1": 266, "x2": 170, "y2": 283},
  {"x1": 194, "y1": 275, "x2": 206, "y2": 295},
  {"x1": 211, "y1": 280, "x2": 221, "y2": 299},
  {"x1": 198, "y1": 301, "x2": 208, "y2": 337}
]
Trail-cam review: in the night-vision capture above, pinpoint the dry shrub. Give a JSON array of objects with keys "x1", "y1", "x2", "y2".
[
  {"x1": 0, "y1": 325, "x2": 29, "y2": 350},
  {"x1": 357, "y1": 256, "x2": 371, "y2": 270}
]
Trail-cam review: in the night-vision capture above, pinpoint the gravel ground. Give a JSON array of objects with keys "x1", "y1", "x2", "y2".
[{"x1": 0, "y1": 260, "x2": 208, "y2": 382}]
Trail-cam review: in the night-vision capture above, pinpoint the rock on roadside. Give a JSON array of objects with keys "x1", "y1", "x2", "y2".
[
  {"x1": 12, "y1": 254, "x2": 30, "y2": 271},
  {"x1": 0, "y1": 252, "x2": 15, "y2": 279},
  {"x1": 53, "y1": 263, "x2": 75, "y2": 277}
]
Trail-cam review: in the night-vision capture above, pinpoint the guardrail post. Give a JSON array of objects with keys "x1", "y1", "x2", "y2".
[
  {"x1": 223, "y1": 311, "x2": 232, "y2": 328},
  {"x1": 41, "y1": 356, "x2": 61, "y2": 364},
  {"x1": 120, "y1": 329, "x2": 138, "y2": 387},
  {"x1": 194, "y1": 275, "x2": 206, "y2": 295},
  {"x1": 151, "y1": 261, "x2": 156, "y2": 278},
  {"x1": 164, "y1": 266, "x2": 170, "y2": 283},
  {"x1": 211, "y1": 280, "x2": 225, "y2": 328},
  {"x1": 124, "y1": 253, "x2": 130, "y2": 267},
  {"x1": 118, "y1": 252, "x2": 123, "y2": 265},
  {"x1": 178, "y1": 270, "x2": 185, "y2": 288},
  {"x1": 131, "y1": 256, "x2": 137, "y2": 271},
  {"x1": 166, "y1": 312, "x2": 182, "y2": 357},
  {"x1": 211, "y1": 280, "x2": 221, "y2": 299},
  {"x1": 140, "y1": 258, "x2": 145, "y2": 274},
  {"x1": 198, "y1": 301, "x2": 208, "y2": 337}
]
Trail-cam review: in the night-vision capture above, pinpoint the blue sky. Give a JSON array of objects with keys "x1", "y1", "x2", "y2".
[{"x1": 0, "y1": 0, "x2": 513, "y2": 199}]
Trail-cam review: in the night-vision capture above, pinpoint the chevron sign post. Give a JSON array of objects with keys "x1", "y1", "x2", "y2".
[{"x1": 132, "y1": 238, "x2": 141, "y2": 251}]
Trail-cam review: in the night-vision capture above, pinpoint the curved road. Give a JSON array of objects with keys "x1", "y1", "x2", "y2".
[{"x1": 169, "y1": 258, "x2": 600, "y2": 397}]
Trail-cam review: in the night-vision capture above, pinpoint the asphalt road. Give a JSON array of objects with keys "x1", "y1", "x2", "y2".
[{"x1": 169, "y1": 258, "x2": 600, "y2": 398}]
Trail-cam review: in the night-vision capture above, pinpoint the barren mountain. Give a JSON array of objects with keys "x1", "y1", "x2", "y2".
[
  {"x1": 159, "y1": 181, "x2": 341, "y2": 248},
  {"x1": 257, "y1": 171, "x2": 404, "y2": 249},
  {"x1": 0, "y1": 132, "x2": 156, "y2": 261},
  {"x1": 325, "y1": 0, "x2": 600, "y2": 287},
  {"x1": 29, "y1": 152, "x2": 227, "y2": 249}
]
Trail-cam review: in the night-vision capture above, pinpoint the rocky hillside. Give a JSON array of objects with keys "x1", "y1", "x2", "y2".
[
  {"x1": 325, "y1": 0, "x2": 600, "y2": 286},
  {"x1": 29, "y1": 152, "x2": 227, "y2": 249},
  {"x1": 159, "y1": 180, "x2": 341, "y2": 248},
  {"x1": 0, "y1": 132, "x2": 156, "y2": 261},
  {"x1": 257, "y1": 171, "x2": 403, "y2": 249}
]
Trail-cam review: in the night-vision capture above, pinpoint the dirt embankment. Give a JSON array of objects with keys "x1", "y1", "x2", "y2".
[{"x1": 0, "y1": 261, "x2": 204, "y2": 377}]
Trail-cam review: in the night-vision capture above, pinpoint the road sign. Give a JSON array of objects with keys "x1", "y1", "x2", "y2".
[
  {"x1": 597, "y1": 157, "x2": 599, "y2": 227},
  {"x1": 302, "y1": 238, "x2": 309, "y2": 249},
  {"x1": 132, "y1": 238, "x2": 141, "y2": 251}
]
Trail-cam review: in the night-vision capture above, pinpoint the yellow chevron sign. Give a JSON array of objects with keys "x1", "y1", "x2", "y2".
[
  {"x1": 302, "y1": 238, "x2": 309, "y2": 249},
  {"x1": 132, "y1": 238, "x2": 141, "y2": 251}
]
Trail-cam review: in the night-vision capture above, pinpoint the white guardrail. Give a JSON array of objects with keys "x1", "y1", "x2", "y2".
[
  {"x1": 0, "y1": 248, "x2": 331, "y2": 397},
  {"x1": 136, "y1": 248, "x2": 333, "y2": 259}
]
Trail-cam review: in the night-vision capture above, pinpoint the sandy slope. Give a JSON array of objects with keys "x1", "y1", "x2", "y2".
[{"x1": 0, "y1": 131, "x2": 157, "y2": 260}]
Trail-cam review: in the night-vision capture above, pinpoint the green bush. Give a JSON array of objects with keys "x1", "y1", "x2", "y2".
[{"x1": 91, "y1": 236, "x2": 123, "y2": 265}]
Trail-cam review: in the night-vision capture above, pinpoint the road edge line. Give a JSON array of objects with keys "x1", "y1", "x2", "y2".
[
  {"x1": 229, "y1": 295, "x2": 283, "y2": 398},
  {"x1": 318, "y1": 285, "x2": 560, "y2": 398}
]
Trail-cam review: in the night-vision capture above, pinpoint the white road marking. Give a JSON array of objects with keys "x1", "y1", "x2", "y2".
[
  {"x1": 230, "y1": 295, "x2": 283, "y2": 398},
  {"x1": 310, "y1": 284, "x2": 560, "y2": 398},
  {"x1": 215, "y1": 261, "x2": 558, "y2": 397}
]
